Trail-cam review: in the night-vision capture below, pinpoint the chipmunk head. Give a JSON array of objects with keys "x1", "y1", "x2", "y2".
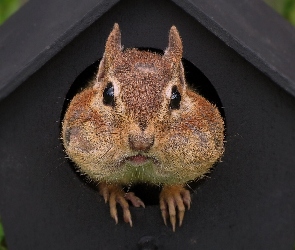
[
  {"x1": 93, "y1": 23, "x2": 186, "y2": 150},
  {"x1": 62, "y1": 24, "x2": 224, "y2": 185}
]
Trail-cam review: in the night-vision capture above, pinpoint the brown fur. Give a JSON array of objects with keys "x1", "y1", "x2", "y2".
[{"x1": 62, "y1": 24, "x2": 224, "y2": 185}]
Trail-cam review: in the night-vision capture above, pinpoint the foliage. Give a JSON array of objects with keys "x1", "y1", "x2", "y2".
[
  {"x1": 265, "y1": 0, "x2": 295, "y2": 25},
  {"x1": 0, "y1": 0, "x2": 295, "y2": 26},
  {"x1": 0, "y1": 219, "x2": 7, "y2": 250},
  {"x1": 282, "y1": 0, "x2": 295, "y2": 25},
  {"x1": 0, "y1": 0, "x2": 23, "y2": 25}
]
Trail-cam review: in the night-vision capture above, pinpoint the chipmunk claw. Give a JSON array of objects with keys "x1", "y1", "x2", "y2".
[
  {"x1": 99, "y1": 182, "x2": 145, "y2": 227},
  {"x1": 159, "y1": 185, "x2": 191, "y2": 232},
  {"x1": 125, "y1": 192, "x2": 145, "y2": 208}
]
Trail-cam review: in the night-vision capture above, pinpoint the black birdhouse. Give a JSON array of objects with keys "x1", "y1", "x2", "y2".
[{"x1": 0, "y1": 0, "x2": 295, "y2": 249}]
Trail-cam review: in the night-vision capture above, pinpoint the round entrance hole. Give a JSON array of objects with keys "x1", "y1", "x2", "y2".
[{"x1": 61, "y1": 48, "x2": 225, "y2": 205}]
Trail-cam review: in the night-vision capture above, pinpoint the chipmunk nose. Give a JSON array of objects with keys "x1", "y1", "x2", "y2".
[{"x1": 129, "y1": 133, "x2": 154, "y2": 152}]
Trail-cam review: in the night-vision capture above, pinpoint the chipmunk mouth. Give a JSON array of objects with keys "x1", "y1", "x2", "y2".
[
  {"x1": 126, "y1": 155, "x2": 149, "y2": 164},
  {"x1": 123, "y1": 154, "x2": 159, "y2": 166}
]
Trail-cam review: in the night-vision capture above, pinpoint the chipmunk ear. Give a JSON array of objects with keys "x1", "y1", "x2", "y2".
[
  {"x1": 105, "y1": 23, "x2": 122, "y2": 61},
  {"x1": 164, "y1": 26, "x2": 183, "y2": 65},
  {"x1": 97, "y1": 23, "x2": 122, "y2": 79}
]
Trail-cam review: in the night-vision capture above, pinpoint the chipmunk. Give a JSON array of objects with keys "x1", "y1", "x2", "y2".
[{"x1": 62, "y1": 23, "x2": 224, "y2": 231}]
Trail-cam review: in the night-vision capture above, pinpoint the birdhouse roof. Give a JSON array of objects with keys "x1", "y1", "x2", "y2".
[{"x1": 0, "y1": 0, "x2": 294, "y2": 101}]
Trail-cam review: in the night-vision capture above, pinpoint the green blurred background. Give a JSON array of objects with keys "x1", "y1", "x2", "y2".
[
  {"x1": 0, "y1": 0, "x2": 26, "y2": 24},
  {"x1": 265, "y1": 0, "x2": 295, "y2": 25},
  {"x1": 0, "y1": 0, "x2": 295, "y2": 26},
  {"x1": 0, "y1": 0, "x2": 294, "y2": 249}
]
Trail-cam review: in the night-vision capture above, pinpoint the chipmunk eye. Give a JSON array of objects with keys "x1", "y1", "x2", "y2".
[
  {"x1": 103, "y1": 82, "x2": 115, "y2": 107},
  {"x1": 169, "y1": 85, "x2": 181, "y2": 110}
]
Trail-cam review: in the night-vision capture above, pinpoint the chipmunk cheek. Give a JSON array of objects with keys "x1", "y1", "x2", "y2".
[{"x1": 64, "y1": 126, "x2": 94, "y2": 152}]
